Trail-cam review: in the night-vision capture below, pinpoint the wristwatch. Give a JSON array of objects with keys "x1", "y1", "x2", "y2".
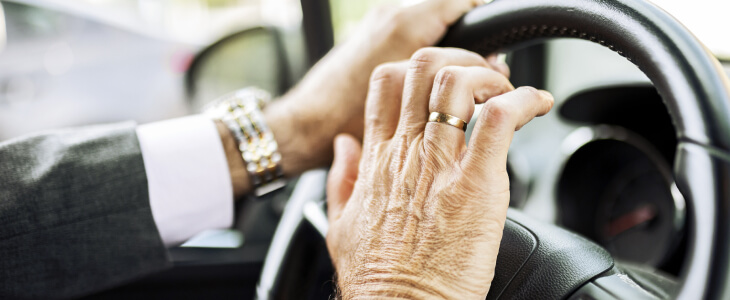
[{"x1": 204, "y1": 87, "x2": 287, "y2": 197}]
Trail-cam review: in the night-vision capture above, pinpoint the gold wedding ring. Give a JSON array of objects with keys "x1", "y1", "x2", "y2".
[{"x1": 428, "y1": 112, "x2": 467, "y2": 132}]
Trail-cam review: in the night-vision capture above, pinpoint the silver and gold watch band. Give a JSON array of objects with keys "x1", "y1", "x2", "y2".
[{"x1": 205, "y1": 88, "x2": 286, "y2": 197}]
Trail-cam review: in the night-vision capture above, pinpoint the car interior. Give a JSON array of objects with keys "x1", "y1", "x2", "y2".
[{"x1": 1, "y1": 0, "x2": 729, "y2": 299}]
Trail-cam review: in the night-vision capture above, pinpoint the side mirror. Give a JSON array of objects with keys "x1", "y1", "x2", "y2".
[{"x1": 185, "y1": 26, "x2": 293, "y2": 111}]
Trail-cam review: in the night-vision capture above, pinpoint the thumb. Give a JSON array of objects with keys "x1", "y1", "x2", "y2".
[{"x1": 326, "y1": 134, "x2": 362, "y2": 224}]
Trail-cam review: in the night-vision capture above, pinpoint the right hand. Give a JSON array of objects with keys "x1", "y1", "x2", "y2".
[
  {"x1": 325, "y1": 47, "x2": 554, "y2": 299},
  {"x1": 265, "y1": 0, "x2": 508, "y2": 177}
]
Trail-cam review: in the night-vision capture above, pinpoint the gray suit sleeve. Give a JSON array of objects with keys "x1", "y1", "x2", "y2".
[{"x1": 0, "y1": 122, "x2": 172, "y2": 299}]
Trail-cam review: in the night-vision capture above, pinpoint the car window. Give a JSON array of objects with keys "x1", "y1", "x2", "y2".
[
  {"x1": 12, "y1": 0, "x2": 302, "y2": 45},
  {"x1": 0, "y1": 1, "x2": 192, "y2": 140},
  {"x1": 0, "y1": 0, "x2": 305, "y2": 140}
]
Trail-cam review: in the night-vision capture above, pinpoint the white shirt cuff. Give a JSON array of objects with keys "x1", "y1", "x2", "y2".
[{"x1": 136, "y1": 115, "x2": 234, "y2": 247}]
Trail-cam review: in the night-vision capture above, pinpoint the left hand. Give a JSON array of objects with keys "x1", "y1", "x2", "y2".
[{"x1": 263, "y1": 0, "x2": 509, "y2": 175}]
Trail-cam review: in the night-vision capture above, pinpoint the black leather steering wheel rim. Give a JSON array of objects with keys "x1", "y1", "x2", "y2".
[
  {"x1": 438, "y1": 0, "x2": 730, "y2": 298},
  {"x1": 256, "y1": 1, "x2": 730, "y2": 299}
]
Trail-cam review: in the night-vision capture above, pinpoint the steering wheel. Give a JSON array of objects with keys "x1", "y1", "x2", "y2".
[{"x1": 256, "y1": 0, "x2": 730, "y2": 299}]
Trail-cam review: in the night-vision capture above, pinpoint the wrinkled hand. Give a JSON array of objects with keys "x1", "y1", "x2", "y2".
[
  {"x1": 325, "y1": 48, "x2": 554, "y2": 299},
  {"x1": 265, "y1": 0, "x2": 509, "y2": 175}
]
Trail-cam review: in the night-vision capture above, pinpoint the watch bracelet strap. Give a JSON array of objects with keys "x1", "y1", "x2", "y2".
[{"x1": 206, "y1": 88, "x2": 286, "y2": 197}]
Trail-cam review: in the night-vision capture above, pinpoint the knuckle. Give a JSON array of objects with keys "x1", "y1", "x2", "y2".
[
  {"x1": 370, "y1": 63, "x2": 402, "y2": 84},
  {"x1": 369, "y1": 64, "x2": 405, "y2": 98},
  {"x1": 482, "y1": 99, "x2": 514, "y2": 126},
  {"x1": 409, "y1": 47, "x2": 442, "y2": 73},
  {"x1": 433, "y1": 66, "x2": 464, "y2": 91}
]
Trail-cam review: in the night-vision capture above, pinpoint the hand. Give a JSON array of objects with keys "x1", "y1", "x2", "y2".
[
  {"x1": 325, "y1": 47, "x2": 554, "y2": 299},
  {"x1": 263, "y1": 0, "x2": 509, "y2": 176}
]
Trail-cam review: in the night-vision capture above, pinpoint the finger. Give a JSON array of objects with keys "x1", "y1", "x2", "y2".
[
  {"x1": 326, "y1": 134, "x2": 363, "y2": 225},
  {"x1": 363, "y1": 61, "x2": 408, "y2": 148},
  {"x1": 462, "y1": 87, "x2": 554, "y2": 176},
  {"x1": 486, "y1": 54, "x2": 510, "y2": 78},
  {"x1": 397, "y1": 47, "x2": 491, "y2": 140},
  {"x1": 424, "y1": 66, "x2": 514, "y2": 158}
]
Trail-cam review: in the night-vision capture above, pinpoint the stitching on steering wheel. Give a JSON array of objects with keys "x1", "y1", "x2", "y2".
[{"x1": 474, "y1": 25, "x2": 628, "y2": 61}]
